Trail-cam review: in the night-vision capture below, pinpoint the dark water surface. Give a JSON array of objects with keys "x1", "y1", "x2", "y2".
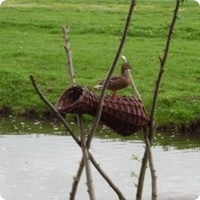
[{"x1": 0, "y1": 117, "x2": 200, "y2": 200}]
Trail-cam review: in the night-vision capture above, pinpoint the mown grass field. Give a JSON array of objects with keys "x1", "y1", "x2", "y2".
[{"x1": 0, "y1": 0, "x2": 199, "y2": 130}]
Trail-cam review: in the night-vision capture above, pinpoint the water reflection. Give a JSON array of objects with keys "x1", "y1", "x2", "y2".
[
  {"x1": 0, "y1": 134, "x2": 199, "y2": 200},
  {"x1": 0, "y1": 116, "x2": 200, "y2": 149}
]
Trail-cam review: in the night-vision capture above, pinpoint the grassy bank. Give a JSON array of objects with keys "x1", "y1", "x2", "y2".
[{"x1": 0, "y1": 0, "x2": 199, "y2": 131}]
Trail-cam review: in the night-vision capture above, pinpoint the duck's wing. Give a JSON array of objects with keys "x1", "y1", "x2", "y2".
[
  {"x1": 94, "y1": 75, "x2": 130, "y2": 90},
  {"x1": 106, "y1": 76, "x2": 130, "y2": 90}
]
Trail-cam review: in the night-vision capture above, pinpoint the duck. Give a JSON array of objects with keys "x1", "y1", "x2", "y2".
[{"x1": 94, "y1": 56, "x2": 131, "y2": 96}]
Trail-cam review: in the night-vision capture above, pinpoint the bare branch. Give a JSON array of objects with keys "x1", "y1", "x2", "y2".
[
  {"x1": 87, "y1": 0, "x2": 136, "y2": 148},
  {"x1": 136, "y1": 148, "x2": 148, "y2": 200},
  {"x1": 63, "y1": 27, "x2": 96, "y2": 199},
  {"x1": 128, "y1": 69, "x2": 141, "y2": 100},
  {"x1": 69, "y1": 158, "x2": 84, "y2": 200},
  {"x1": 149, "y1": 0, "x2": 181, "y2": 142},
  {"x1": 63, "y1": 26, "x2": 76, "y2": 86},
  {"x1": 63, "y1": 26, "x2": 85, "y2": 198},
  {"x1": 78, "y1": 115, "x2": 96, "y2": 200},
  {"x1": 144, "y1": 128, "x2": 157, "y2": 200},
  {"x1": 29, "y1": 75, "x2": 80, "y2": 146},
  {"x1": 89, "y1": 153, "x2": 127, "y2": 200},
  {"x1": 30, "y1": 75, "x2": 126, "y2": 199},
  {"x1": 122, "y1": 54, "x2": 141, "y2": 100},
  {"x1": 136, "y1": 1, "x2": 181, "y2": 199}
]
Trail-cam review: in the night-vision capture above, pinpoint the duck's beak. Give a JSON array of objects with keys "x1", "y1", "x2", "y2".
[{"x1": 122, "y1": 55, "x2": 134, "y2": 70}]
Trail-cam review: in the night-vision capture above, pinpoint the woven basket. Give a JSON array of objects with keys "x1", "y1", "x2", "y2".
[{"x1": 56, "y1": 86, "x2": 149, "y2": 136}]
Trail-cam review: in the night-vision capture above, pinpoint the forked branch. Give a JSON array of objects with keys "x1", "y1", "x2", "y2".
[{"x1": 30, "y1": 75, "x2": 127, "y2": 200}]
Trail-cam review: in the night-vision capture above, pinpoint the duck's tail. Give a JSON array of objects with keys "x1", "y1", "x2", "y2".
[{"x1": 93, "y1": 84, "x2": 102, "y2": 89}]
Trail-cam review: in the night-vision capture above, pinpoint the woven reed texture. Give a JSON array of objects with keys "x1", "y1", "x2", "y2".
[{"x1": 56, "y1": 86, "x2": 149, "y2": 136}]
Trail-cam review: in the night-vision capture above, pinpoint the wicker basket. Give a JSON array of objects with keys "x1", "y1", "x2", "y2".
[{"x1": 55, "y1": 86, "x2": 149, "y2": 136}]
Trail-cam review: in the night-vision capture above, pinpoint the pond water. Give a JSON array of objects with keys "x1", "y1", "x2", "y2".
[{"x1": 0, "y1": 117, "x2": 200, "y2": 200}]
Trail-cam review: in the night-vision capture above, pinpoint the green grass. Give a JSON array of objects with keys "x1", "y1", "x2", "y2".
[{"x1": 0, "y1": 0, "x2": 199, "y2": 129}]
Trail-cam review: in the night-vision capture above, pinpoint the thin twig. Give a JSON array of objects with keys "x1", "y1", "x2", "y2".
[
  {"x1": 128, "y1": 69, "x2": 141, "y2": 100},
  {"x1": 143, "y1": 128, "x2": 157, "y2": 200},
  {"x1": 136, "y1": 127, "x2": 157, "y2": 200},
  {"x1": 136, "y1": 1, "x2": 181, "y2": 199},
  {"x1": 136, "y1": 147, "x2": 148, "y2": 200},
  {"x1": 63, "y1": 26, "x2": 76, "y2": 86},
  {"x1": 29, "y1": 75, "x2": 80, "y2": 146},
  {"x1": 69, "y1": 158, "x2": 84, "y2": 200},
  {"x1": 79, "y1": 115, "x2": 96, "y2": 200},
  {"x1": 86, "y1": 0, "x2": 136, "y2": 148},
  {"x1": 149, "y1": 0, "x2": 181, "y2": 142},
  {"x1": 149, "y1": 1, "x2": 180, "y2": 195},
  {"x1": 89, "y1": 153, "x2": 127, "y2": 200},
  {"x1": 63, "y1": 26, "x2": 84, "y2": 198}
]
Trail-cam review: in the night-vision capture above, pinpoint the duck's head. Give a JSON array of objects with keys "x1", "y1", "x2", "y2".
[{"x1": 121, "y1": 55, "x2": 131, "y2": 73}]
